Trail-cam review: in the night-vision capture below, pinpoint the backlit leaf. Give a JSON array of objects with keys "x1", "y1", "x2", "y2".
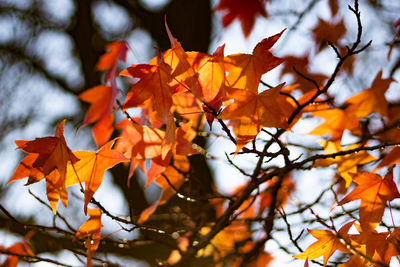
[
  {"x1": 65, "y1": 140, "x2": 127, "y2": 214},
  {"x1": 293, "y1": 221, "x2": 353, "y2": 266},
  {"x1": 339, "y1": 168, "x2": 400, "y2": 231}
]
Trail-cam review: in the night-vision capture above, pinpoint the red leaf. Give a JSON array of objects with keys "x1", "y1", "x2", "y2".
[
  {"x1": 215, "y1": 0, "x2": 268, "y2": 37},
  {"x1": 8, "y1": 120, "x2": 79, "y2": 190}
]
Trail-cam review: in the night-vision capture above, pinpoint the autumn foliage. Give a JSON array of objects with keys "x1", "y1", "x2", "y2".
[{"x1": 2, "y1": 0, "x2": 400, "y2": 266}]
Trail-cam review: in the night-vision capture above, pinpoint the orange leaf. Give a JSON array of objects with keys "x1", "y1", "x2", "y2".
[
  {"x1": 115, "y1": 120, "x2": 197, "y2": 185},
  {"x1": 161, "y1": 113, "x2": 176, "y2": 160},
  {"x1": 79, "y1": 85, "x2": 115, "y2": 147},
  {"x1": 45, "y1": 170, "x2": 68, "y2": 213},
  {"x1": 314, "y1": 140, "x2": 376, "y2": 187},
  {"x1": 161, "y1": 22, "x2": 203, "y2": 99},
  {"x1": 344, "y1": 70, "x2": 395, "y2": 119},
  {"x1": 122, "y1": 59, "x2": 175, "y2": 123},
  {"x1": 172, "y1": 90, "x2": 203, "y2": 122},
  {"x1": 338, "y1": 254, "x2": 366, "y2": 267},
  {"x1": 65, "y1": 140, "x2": 127, "y2": 214},
  {"x1": 187, "y1": 45, "x2": 226, "y2": 104},
  {"x1": 383, "y1": 227, "x2": 400, "y2": 264},
  {"x1": 373, "y1": 146, "x2": 400, "y2": 171},
  {"x1": 7, "y1": 153, "x2": 44, "y2": 185},
  {"x1": 224, "y1": 30, "x2": 284, "y2": 93},
  {"x1": 220, "y1": 83, "x2": 290, "y2": 153},
  {"x1": 116, "y1": 120, "x2": 165, "y2": 160},
  {"x1": 309, "y1": 108, "x2": 360, "y2": 143},
  {"x1": 75, "y1": 209, "x2": 103, "y2": 267},
  {"x1": 197, "y1": 222, "x2": 251, "y2": 260},
  {"x1": 95, "y1": 41, "x2": 128, "y2": 72},
  {"x1": 146, "y1": 152, "x2": 172, "y2": 188},
  {"x1": 246, "y1": 252, "x2": 274, "y2": 267},
  {"x1": 293, "y1": 221, "x2": 353, "y2": 266},
  {"x1": 258, "y1": 174, "x2": 295, "y2": 215},
  {"x1": 81, "y1": 40, "x2": 127, "y2": 146},
  {"x1": 96, "y1": 40, "x2": 128, "y2": 93},
  {"x1": 350, "y1": 223, "x2": 389, "y2": 263},
  {"x1": 338, "y1": 168, "x2": 400, "y2": 231}
]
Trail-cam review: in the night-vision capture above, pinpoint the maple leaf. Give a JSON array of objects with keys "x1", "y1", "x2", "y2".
[
  {"x1": 185, "y1": 46, "x2": 227, "y2": 128},
  {"x1": 293, "y1": 221, "x2": 354, "y2": 266},
  {"x1": 65, "y1": 140, "x2": 127, "y2": 214},
  {"x1": 45, "y1": 170, "x2": 68, "y2": 213},
  {"x1": 7, "y1": 153, "x2": 44, "y2": 185},
  {"x1": 79, "y1": 41, "x2": 127, "y2": 147},
  {"x1": 311, "y1": 18, "x2": 346, "y2": 51},
  {"x1": 154, "y1": 29, "x2": 226, "y2": 127},
  {"x1": 220, "y1": 83, "x2": 290, "y2": 153},
  {"x1": 344, "y1": 70, "x2": 395, "y2": 119},
  {"x1": 309, "y1": 108, "x2": 360, "y2": 143},
  {"x1": 188, "y1": 45, "x2": 226, "y2": 104},
  {"x1": 172, "y1": 90, "x2": 203, "y2": 122},
  {"x1": 121, "y1": 57, "x2": 175, "y2": 124},
  {"x1": 329, "y1": 0, "x2": 339, "y2": 17},
  {"x1": 215, "y1": 0, "x2": 268, "y2": 37},
  {"x1": 0, "y1": 231, "x2": 34, "y2": 267},
  {"x1": 338, "y1": 254, "x2": 367, "y2": 267},
  {"x1": 160, "y1": 21, "x2": 203, "y2": 99},
  {"x1": 95, "y1": 41, "x2": 128, "y2": 74},
  {"x1": 338, "y1": 168, "x2": 400, "y2": 231},
  {"x1": 314, "y1": 140, "x2": 377, "y2": 187},
  {"x1": 197, "y1": 222, "x2": 251, "y2": 260},
  {"x1": 7, "y1": 120, "x2": 79, "y2": 191},
  {"x1": 382, "y1": 227, "x2": 400, "y2": 264},
  {"x1": 373, "y1": 146, "x2": 400, "y2": 171},
  {"x1": 96, "y1": 40, "x2": 128, "y2": 91},
  {"x1": 8, "y1": 154, "x2": 68, "y2": 214},
  {"x1": 116, "y1": 120, "x2": 165, "y2": 160},
  {"x1": 339, "y1": 46, "x2": 355, "y2": 75},
  {"x1": 224, "y1": 30, "x2": 284, "y2": 93},
  {"x1": 349, "y1": 223, "x2": 390, "y2": 264},
  {"x1": 115, "y1": 120, "x2": 196, "y2": 187},
  {"x1": 78, "y1": 85, "x2": 114, "y2": 147},
  {"x1": 115, "y1": 120, "x2": 167, "y2": 181},
  {"x1": 75, "y1": 209, "x2": 103, "y2": 267},
  {"x1": 377, "y1": 105, "x2": 400, "y2": 143}
]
